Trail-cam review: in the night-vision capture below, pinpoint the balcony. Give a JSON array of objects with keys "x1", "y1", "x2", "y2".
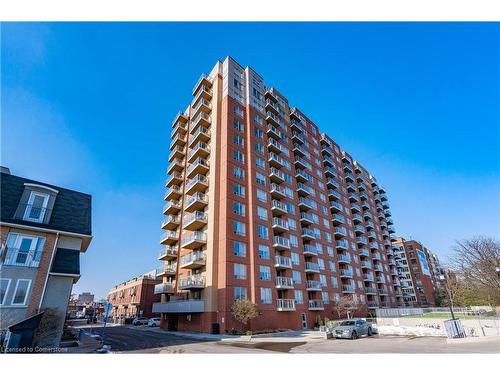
[
  {"x1": 268, "y1": 138, "x2": 284, "y2": 154},
  {"x1": 266, "y1": 111, "x2": 282, "y2": 127},
  {"x1": 372, "y1": 252, "x2": 382, "y2": 261},
  {"x1": 267, "y1": 124, "x2": 282, "y2": 140},
  {"x1": 325, "y1": 167, "x2": 336, "y2": 178},
  {"x1": 354, "y1": 225, "x2": 365, "y2": 235},
  {"x1": 321, "y1": 145, "x2": 333, "y2": 157},
  {"x1": 330, "y1": 201, "x2": 342, "y2": 213},
  {"x1": 303, "y1": 244, "x2": 318, "y2": 256},
  {"x1": 160, "y1": 230, "x2": 179, "y2": 245},
  {"x1": 184, "y1": 192, "x2": 208, "y2": 212},
  {"x1": 170, "y1": 134, "x2": 187, "y2": 149},
  {"x1": 328, "y1": 189, "x2": 341, "y2": 200},
  {"x1": 359, "y1": 248, "x2": 369, "y2": 257},
  {"x1": 187, "y1": 141, "x2": 210, "y2": 163},
  {"x1": 361, "y1": 260, "x2": 372, "y2": 269},
  {"x1": 297, "y1": 182, "x2": 313, "y2": 196},
  {"x1": 172, "y1": 112, "x2": 188, "y2": 128},
  {"x1": 268, "y1": 152, "x2": 285, "y2": 168},
  {"x1": 367, "y1": 231, "x2": 377, "y2": 239},
  {"x1": 343, "y1": 163, "x2": 353, "y2": 173},
  {"x1": 367, "y1": 302, "x2": 379, "y2": 309},
  {"x1": 270, "y1": 183, "x2": 286, "y2": 199},
  {"x1": 274, "y1": 255, "x2": 292, "y2": 269},
  {"x1": 366, "y1": 221, "x2": 375, "y2": 230},
  {"x1": 365, "y1": 287, "x2": 377, "y2": 295},
  {"x1": 388, "y1": 226, "x2": 396, "y2": 234},
  {"x1": 294, "y1": 156, "x2": 310, "y2": 170},
  {"x1": 189, "y1": 126, "x2": 211, "y2": 147},
  {"x1": 1, "y1": 248, "x2": 41, "y2": 268},
  {"x1": 273, "y1": 236, "x2": 291, "y2": 250},
  {"x1": 347, "y1": 183, "x2": 357, "y2": 192},
  {"x1": 351, "y1": 203, "x2": 361, "y2": 213},
  {"x1": 327, "y1": 179, "x2": 340, "y2": 190},
  {"x1": 183, "y1": 211, "x2": 208, "y2": 231},
  {"x1": 335, "y1": 240, "x2": 349, "y2": 250},
  {"x1": 306, "y1": 280, "x2": 322, "y2": 291},
  {"x1": 323, "y1": 156, "x2": 334, "y2": 167},
  {"x1": 169, "y1": 145, "x2": 185, "y2": 162},
  {"x1": 378, "y1": 288, "x2": 389, "y2": 295},
  {"x1": 161, "y1": 215, "x2": 180, "y2": 230},
  {"x1": 186, "y1": 158, "x2": 209, "y2": 179},
  {"x1": 178, "y1": 275, "x2": 206, "y2": 290},
  {"x1": 301, "y1": 228, "x2": 316, "y2": 241},
  {"x1": 352, "y1": 214, "x2": 363, "y2": 224},
  {"x1": 180, "y1": 251, "x2": 206, "y2": 269},
  {"x1": 337, "y1": 254, "x2": 351, "y2": 263},
  {"x1": 191, "y1": 93, "x2": 212, "y2": 117},
  {"x1": 277, "y1": 299, "x2": 296, "y2": 311},
  {"x1": 345, "y1": 173, "x2": 355, "y2": 183},
  {"x1": 185, "y1": 175, "x2": 209, "y2": 195},
  {"x1": 181, "y1": 231, "x2": 207, "y2": 249},
  {"x1": 165, "y1": 185, "x2": 182, "y2": 201},
  {"x1": 332, "y1": 214, "x2": 344, "y2": 225},
  {"x1": 271, "y1": 200, "x2": 288, "y2": 215},
  {"x1": 308, "y1": 300, "x2": 325, "y2": 311},
  {"x1": 361, "y1": 201, "x2": 370, "y2": 210},
  {"x1": 191, "y1": 112, "x2": 211, "y2": 134},
  {"x1": 374, "y1": 265, "x2": 384, "y2": 273},
  {"x1": 292, "y1": 144, "x2": 307, "y2": 158},
  {"x1": 363, "y1": 273, "x2": 374, "y2": 282},
  {"x1": 340, "y1": 268, "x2": 353, "y2": 278},
  {"x1": 295, "y1": 169, "x2": 309, "y2": 183},
  {"x1": 163, "y1": 200, "x2": 182, "y2": 215},
  {"x1": 154, "y1": 283, "x2": 175, "y2": 295},
  {"x1": 299, "y1": 198, "x2": 315, "y2": 212},
  {"x1": 153, "y1": 299, "x2": 204, "y2": 313},
  {"x1": 272, "y1": 217, "x2": 289, "y2": 233},
  {"x1": 304, "y1": 262, "x2": 320, "y2": 273},
  {"x1": 275, "y1": 276, "x2": 294, "y2": 289},
  {"x1": 342, "y1": 285, "x2": 355, "y2": 293},
  {"x1": 357, "y1": 236, "x2": 368, "y2": 245},
  {"x1": 157, "y1": 265, "x2": 176, "y2": 277},
  {"x1": 300, "y1": 212, "x2": 314, "y2": 225},
  {"x1": 269, "y1": 167, "x2": 285, "y2": 183},
  {"x1": 333, "y1": 226, "x2": 347, "y2": 238},
  {"x1": 291, "y1": 131, "x2": 304, "y2": 144},
  {"x1": 166, "y1": 172, "x2": 184, "y2": 188},
  {"x1": 167, "y1": 158, "x2": 184, "y2": 175},
  {"x1": 158, "y1": 246, "x2": 178, "y2": 261}
]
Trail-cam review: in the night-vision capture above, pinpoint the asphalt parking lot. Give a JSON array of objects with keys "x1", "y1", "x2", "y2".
[{"x1": 82, "y1": 325, "x2": 500, "y2": 354}]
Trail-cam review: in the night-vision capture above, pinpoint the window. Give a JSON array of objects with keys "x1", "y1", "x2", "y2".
[
  {"x1": 254, "y1": 128, "x2": 264, "y2": 139},
  {"x1": 257, "y1": 206, "x2": 268, "y2": 221},
  {"x1": 292, "y1": 270, "x2": 302, "y2": 284},
  {"x1": 289, "y1": 235, "x2": 298, "y2": 248},
  {"x1": 233, "y1": 221, "x2": 246, "y2": 236},
  {"x1": 331, "y1": 276, "x2": 338, "y2": 288},
  {"x1": 259, "y1": 265, "x2": 271, "y2": 280},
  {"x1": 233, "y1": 135, "x2": 244, "y2": 146},
  {"x1": 255, "y1": 172, "x2": 266, "y2": 186},
  {"x1": 322, "y1": 292, "x2": 330, "y2": 304},
  {"x1": 255, "y1": 156, "x2": 265, "y2": 170},
  {"x1": 23, "y1": 191, "x2": 49, "y2": 223},
  {"x1": 319, "y1": 275, "x2": 327, "y2": 287},
  {"x1": 254, "y1": 114, "x2": 263, "y2": 125},
  {"x1": 233, "y1": 201, "x2": 246, "y2": 216},
  {"x1": 260, "y1": 288, "x2": 272, "y2": 304},
  {"x1": 257, "y1": 224, "x2": 268, "y2": 240},
  {"x1": 4, "y1": 233, "x2": 45, "y2": 268},
  {"x1": 233, "y1": 120, "x2": 244, "y2": 132},
  {"x1": 0, "y1": 279, "x2": 11, "y2": 305},
  {"x1": 233, "y1": 150, "x2": 244, "y2": 163},
  {"x1": 291, "y1": 252, "x2": 300, "y2": 265},
  {"x1": 233, "y1": 241, "x2": 246, "y2": 257},
  {"x1": 288, "y1": 219, "x2": 296, "y2": 231},
  {"x1": 11, "y1": 279, "x2": 31, "y2": 305},
  {"x1": 234, "y1": 106, "x2": 244, "y2": 118},
  {"x1": 233, "y1": 183, "x2": 245, "y2": 197},
  {"x1": 234, "y1": 263, "x2": 247, "y2": 280},
  {"x1": 294, "y1": 290, "x2": 304, "y2": 304},
  {"x1": 256, "y1": 189, "x2": 267, "y2": 203},
  {"x1": 233, "y1": 287, "x2": 247, "y2": 300},
  {"x1": 233, "y1": 166, "x2": 245, "y2": 180},
  {"x1": 258, "y1": 245, "x2": 270, "y2": 259},
  {"x1": 255, "y1": 142, "x2": 264, "y2": 154},
  {"x1": 318, "y1": 259, "x2": 325, "y2": 270}
]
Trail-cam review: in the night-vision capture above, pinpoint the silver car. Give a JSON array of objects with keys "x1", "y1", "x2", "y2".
[{"x1": 333, "y1": 319, "x2": 374, "y2": 339}]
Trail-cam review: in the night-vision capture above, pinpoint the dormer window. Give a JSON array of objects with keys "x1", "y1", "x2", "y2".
[{"x1": 23, "y1": 191, "x2": 50, "y2": 223}]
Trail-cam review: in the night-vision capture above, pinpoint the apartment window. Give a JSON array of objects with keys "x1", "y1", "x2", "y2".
[
  {"x1": 319, "y1": 275, "x2": 327, "y2": 287},
  {"x1": 4, "y1": 233, "x2": 45, "y2": 268},
  {"x1": 292, "y1": 270, "x2": 302, "y2": 284},
  {"x1": 323, "y1": 218, "x2": 330, "y2": 229},
  {"x1": 257, "y1": 225, "x2": 268, "y2": 240},
  {"x1": 331, "y1": 276, "x2": 338, "y2": 288},
  {"x1": 322, "y1": 292, "x2": 330, "y2": 304},
  {"x1": 233, "y1": 150, "x2": 244, "y2": 163},
  {"x1": 233, "y1": 120, "x2": 244, "y2": 132},
  {"x1": 233, "y1": 201, "x2": 246, "y2": 216},
  {"x1": 234, "y1": 263, "x2": 247, "y2": 280},
  {"x1": 357, "y1": 280, "x2": 363, "y2": 289},
  {"x1": 318, "y1": 259, "x2": 325, "y2": 270},
  {"x1": 291, "y1": 252, "x2": 300, "y2": 265},
  {"x1": 325, "y1": 233, "x2": 332, "y2": 242},
  {"x1": 255, "y1": 172, "x2": 266, "y2": 186},
  {"x1": 288, "y1": 219, "x2": 296, "y2": 231},
  {"x1": 254, "y1": 114, "x2": 263, "y2": 125},
  {"x1": 256, "y1": 189, "x2": 267, "y2": 203},
  {"x1": 11, "y1": 279, "x2": 31, "y2": 306},
  {"x1": 233, "y1": 183, "x2": 245, "y2": 197},
  {"x1": 233, "y1": 241, "x2": 246, "y2": 257},
  {"x1": 294, "y1": 290, "x2": 304, "y2": 305},
  {"x1": 233, "y1": 166, "x2": 245, "y2": 180},
  {"x1": 259, "y1": 265, "x2": 271, "y2": 281},
  {"x1": 233, "y1": 287, "x2": 247, "y2": 300},
  {"x1": 258, "y1": 245, "x2": 270, "y2": 260},
  {"x1": 360, "y1": 294, "x2": 366, "y2": 303},
  {"x1": 23, "y1": 191, "x2": 49, "y2": 223},
  {"x1": 254, "y1": 128, "x2": 264, "y2": 139},
  {"x1": 327, "y1": 246, "x2": 334, "y2": 257},
  {"x1": 0, "y1": 279, "x2": 11, "y2": 305},
  {"x1": 260, "y1": 288, "x2": 272, "y2": 304},
  {"x1": 289, "y1": 235, "x2": 298, "y2": 248},
  {"x1": 255, "y1": 142, "x2": 264, "y2": 154},
  {"x1": 233, "y1": 221, "x2": 246, "y2": 236},
  {"x1": 233, "y1": 106, "x2": 244, "y2": 118},
  {"x1": 257, "y1": 206, "x2": 268, "y2": 221},
  {"x1": 255, "y1": 156, "x2": 265, "y2": 170},
  {"x1": 233, "y1": 135, "x2": 244, "y2": 146},
  {"x1": 329, "y1": 261, "x2": 336, "y2": 272}
]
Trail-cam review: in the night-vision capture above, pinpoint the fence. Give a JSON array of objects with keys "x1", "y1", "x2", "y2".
[{"x1": 375, "y1": 307, "x2": 478, "y2": 318}]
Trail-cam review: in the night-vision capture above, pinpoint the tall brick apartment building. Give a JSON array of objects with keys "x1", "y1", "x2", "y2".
[
  {"x1": 107, "y1": 270, "x2": 161, "y2": 323},
  {"x1": 153, "y1": 57, "x2": 404, "y2": 333},
  {"x1": 0, "y1": 167, "x2": 92, "y2": 348},
  {"x1": 392, "y1": 237, "x2": 436, "y2": 307}
]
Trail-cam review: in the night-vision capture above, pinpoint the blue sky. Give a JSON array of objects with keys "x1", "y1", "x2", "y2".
[{"x1": 2, "y1": 22, "x2": 499, "y2": 299}]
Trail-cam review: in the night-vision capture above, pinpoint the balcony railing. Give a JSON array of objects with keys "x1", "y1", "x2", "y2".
[
  {"x1": 1, "y1": 248, "x2": 41, "y2": 268},
  {"x1": 306, "y1": 280, "x2": 322, "y2": 290},
  {"x1": 336, "y1": 240, "x2": 349, "y2": 249},
  {"x1": 181, "y1": 231, "x2": 207, "y2": 247},
  {"x1": 273, "y1": 235, "x2": 291, "y2": 249},
  {"x1": 342, "y1": 285, "x2": 355, "y2": 293},
  {"x1": 179, "y1": 251, "x2": 206, "y2": 267},
  {"x1": 154, "y1": 283, "x2": 175, "y2": 294},
  {"x1": 275, "y1": 276, "x2": 294, "y2": 289},
  {"x1": 277, "y1": 299, "x2": 296, "y2": 311},
  {"x1": 274, "y1": 255, "x2": 292, "y2": 268},
  {"x1": 304, "y1": 262, "x2": 320, "y2": 273},
  {"x1": 178, "y1": 275, "x2": 206, "y2": 289},
  {"x1": 308, "y1": 300, "x2": 324, "y2": 310},
  {"x1": 338, "y1": 254, "x2": 351, "y2": 263}
]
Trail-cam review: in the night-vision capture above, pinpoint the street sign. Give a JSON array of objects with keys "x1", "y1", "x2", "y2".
[{"x1": 104, "y1": 303, "x2": 113, "y2": 320}]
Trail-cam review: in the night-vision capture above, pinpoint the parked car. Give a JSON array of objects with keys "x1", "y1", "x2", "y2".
[
  {"x1": 333, "y1": 319, "x2": 373, "y2": 339},
  {"x1": 132, "y1": 317, "x2": 149, "y2": 326},
  {"x1": 148, "y1": 318, "x2": 161, "y2": 327}
]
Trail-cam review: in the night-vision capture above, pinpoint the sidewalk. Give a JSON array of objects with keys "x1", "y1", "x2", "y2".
[{"x1": 447, "y1": 335, "x2": 500, "y2": 345}]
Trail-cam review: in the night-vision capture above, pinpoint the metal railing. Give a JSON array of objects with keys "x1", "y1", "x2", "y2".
[{"x1": 1, "y1": 248, "x2": 41, "y2": 268}]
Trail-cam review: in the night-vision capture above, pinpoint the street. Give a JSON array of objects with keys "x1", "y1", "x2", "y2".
[{"x1": 82, "y1": 325, "x2": 500, "y2": 354}]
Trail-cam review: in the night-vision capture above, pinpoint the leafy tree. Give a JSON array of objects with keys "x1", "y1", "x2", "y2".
[{"x1": 230, "y1": 299, "x2": 259, "y2": 330}]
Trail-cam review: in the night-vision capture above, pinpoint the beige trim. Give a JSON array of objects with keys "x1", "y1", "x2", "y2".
[
  {"x1": 39, "y1": 232, "x2": 59, "y2": 310},
  {"x1": 23, "y1": 183, "x2": 59, "y2": 194}
]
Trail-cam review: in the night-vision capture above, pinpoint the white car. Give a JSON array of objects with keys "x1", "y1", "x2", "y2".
[{"x1": 148, "y1": 317, "x2": 161, "y2": 327}]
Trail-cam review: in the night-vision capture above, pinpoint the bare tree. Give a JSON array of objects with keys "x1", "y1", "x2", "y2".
[
  {"x1": 230, "y1": 299, "x2": 259, "y2": 331},
  {"x1": 334, "y1": 296, "x2": 360, "y2": 319}
]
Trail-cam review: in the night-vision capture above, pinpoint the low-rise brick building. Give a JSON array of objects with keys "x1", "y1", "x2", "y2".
[{"x1": 107, "y1": 270, "x2": 162, "y2": 323}]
